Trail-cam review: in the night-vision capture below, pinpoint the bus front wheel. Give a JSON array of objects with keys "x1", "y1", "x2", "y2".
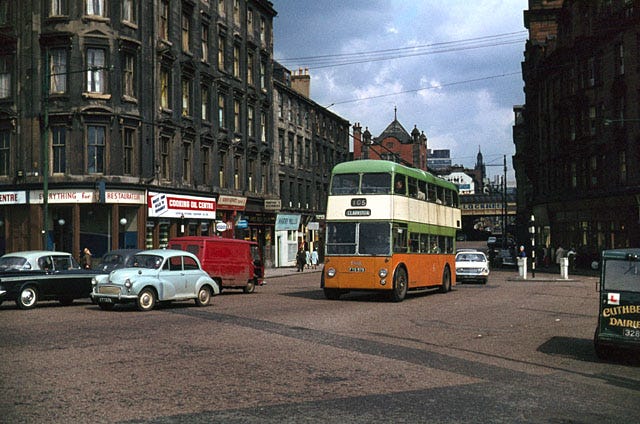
[
  {"x1": 439, "y1": 267, "x2": 452, "y2": 293},
  {"x1": 390, "y1": 267, "x2": 408, "y2": 302}
]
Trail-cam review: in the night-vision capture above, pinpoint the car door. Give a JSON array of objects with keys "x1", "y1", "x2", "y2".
[
  {"x1": 162, "y1": 255, "x2": 187, "y2": 299},
  {"x1": 182, "y1": 255, "x2": 202, "y2": 295},
  {"x1": 51, "y1": 255, "x2": 88, "y2": 298},
  {"x1": 36, "y1": 254, "x2": 58, "y2": 297}
]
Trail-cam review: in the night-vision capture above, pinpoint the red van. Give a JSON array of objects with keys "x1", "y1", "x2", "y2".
[{"x1": 168, "y1": 236, "x2": 264, "y2": 293}]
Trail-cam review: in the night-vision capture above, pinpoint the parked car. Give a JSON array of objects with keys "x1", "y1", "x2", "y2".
[
  {"x1": 91, "y1": 249, "x2": 220, "y2": 311},
  {"x1": 455, "y1": 251, "x2": 490, "y2": 284},
  {"x1": 98, "y1": 249, "x2": 142, "y2": 273},
  {"x1": 0, "y1": 250, "x2": 103, "y2": 309},
  {"x1": 169, "y1": 236, "x2": 264, "y2": 293}
]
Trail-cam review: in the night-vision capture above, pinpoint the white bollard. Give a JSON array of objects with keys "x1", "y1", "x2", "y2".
[
  {"x1": 560, "y1": 257, "x2": 569, "y2": 279},
  {"x1": 517, "y1": 257, "x2": 527, "y2": 279}
]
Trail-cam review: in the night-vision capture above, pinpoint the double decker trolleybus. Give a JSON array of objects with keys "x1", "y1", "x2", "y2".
[{"x1": 321, "y1": 160, "x2": 461, "y2": 301}]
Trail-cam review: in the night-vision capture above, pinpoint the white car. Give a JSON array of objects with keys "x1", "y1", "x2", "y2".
[
  {"x1": 455, "y1": 251, "x2": 490, "y2": 284},
  {"x1": 91, "y1": 249, "x2": 219, "y2": 311}
]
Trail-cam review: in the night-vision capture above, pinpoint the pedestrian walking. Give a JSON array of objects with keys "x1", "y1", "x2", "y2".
[
  {"x1": 311, "y1": 248, "x2": 319, "y2": 270},
  {"x1": 305, "y1": 248, "x2": 311, "y2": 269},
  {"x1": 296, "y1": 248, "x2": 306, "y2": 272}
]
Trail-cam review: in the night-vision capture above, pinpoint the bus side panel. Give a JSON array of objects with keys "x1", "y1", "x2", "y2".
[
  {"x1": 394, "y1": 253, "x2": 456, "y2": 289},
  {"x1": 323, "y1": 254, "x2": 455, "y2": 291}
]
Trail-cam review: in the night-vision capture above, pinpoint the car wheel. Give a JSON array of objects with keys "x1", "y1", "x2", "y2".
[
  {"x1": 59, "y1": 297, "x2": 74, "y2": 306},
  {"x1": 390, "y1": 267, "x2": 407, "y2": 302},
  {"x1": 98, "y1": 302, "x2": 115, "y2": 311},
  {"x1": 439, "y1": 267, "x2": 452, "y2": 293},
  {"x1": 323, "y1": 288, "x2": 341, "y2": 300},
  {"x1": 195, "y1": 286, "x2": 211, "y2": 307},
  {"x1": 16, "y1": 286, "x2": 38, "y2": 309},
  {"x1": 137, "y1": 288, "x2": 156, "y2": 311},
  {"x1": 243, "y1": 279, "x2": 256, "y2": 294}
]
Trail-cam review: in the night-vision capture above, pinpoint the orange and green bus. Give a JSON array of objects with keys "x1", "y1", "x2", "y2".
[{"x1": 321, "y1": 160, "x2": 461, "y2": 301}]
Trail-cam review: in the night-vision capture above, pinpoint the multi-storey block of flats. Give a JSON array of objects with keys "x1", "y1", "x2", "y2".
[{"x1": 0, "y1": 0, "x2": 281, "y2": 263}]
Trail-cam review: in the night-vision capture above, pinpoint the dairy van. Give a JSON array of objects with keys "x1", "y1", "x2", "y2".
[{"x1": 169, "y1": 236, "x2": 264, "y2": 293}]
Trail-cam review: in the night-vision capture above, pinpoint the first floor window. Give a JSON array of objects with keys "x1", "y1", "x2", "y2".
[
  {"x1": 160, "y1": 135, "x2": 171, "y2": 180},
  {"x1": 87, "y1": 125, "x2": 105, "y2": 173},
  {"x1": 183, "y1": 141, "x2": 192, "y2": 183},
  {"x1": 51, "y1": 126, "x2": 66, "y2": 174},
  {"x1": 50, "y1": 0, "x2": 67, "y2": 17},
  {"x1": 218, "y1": 151, "x2": 226, "y2": 188},
  {"x1": 201, "y1": 146, "x2": 210, "y2": 184},
  {"x1": 0, "y1": 130, "x2": 9, "y2": 176},
  {"x1": 218, "y1": 93, "x2": 226, "y2": 128},
  {"x1": 123, "y1": 127, "x2": 134, "y2": 175}
]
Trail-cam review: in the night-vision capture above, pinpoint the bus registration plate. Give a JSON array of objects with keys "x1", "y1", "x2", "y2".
[{"x1": 349, "y1": 267, "x2": 365, "y2": 272}]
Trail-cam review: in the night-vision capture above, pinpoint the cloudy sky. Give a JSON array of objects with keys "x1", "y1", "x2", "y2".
[{"x1": 271, "y1": 0, "x2": 528, "y2": 181}]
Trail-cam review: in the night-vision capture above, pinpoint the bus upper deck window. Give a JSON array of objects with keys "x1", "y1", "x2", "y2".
[
  {"x1": 394, "y1": 175, "x2": 406, "y2": 195},
  {"x1": 361, "y1": 173, "x2": 391, "y2": 194},
  {"x1": 331, "y1": 174, "x2": 359, "y2": 195}
]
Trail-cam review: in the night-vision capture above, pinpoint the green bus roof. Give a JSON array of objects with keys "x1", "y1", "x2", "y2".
[{"x1": 331, "y1": 160, "x2": 458, "y2": 191}]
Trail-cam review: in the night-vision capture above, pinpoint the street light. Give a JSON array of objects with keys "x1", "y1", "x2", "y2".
[{"x1": 529, "y1": 215, "x2": 536, "y2": 278}]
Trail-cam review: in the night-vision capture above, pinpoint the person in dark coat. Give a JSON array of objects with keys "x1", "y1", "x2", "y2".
[{"x1": 296, "y1": 248, "x2": 306, "y2": 272}]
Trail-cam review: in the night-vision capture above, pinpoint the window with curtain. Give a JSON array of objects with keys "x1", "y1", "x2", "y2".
[{"x1": 86, "y1": 48, "x2": 105, "y2": 93}]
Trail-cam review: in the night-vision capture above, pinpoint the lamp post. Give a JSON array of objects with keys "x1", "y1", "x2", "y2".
[
  {"x1": 529, "y1": 215, "x2": 536, "y2": 278},
  {"x1": 119, "y1": 217, "x2": 127, "y2": 249}
]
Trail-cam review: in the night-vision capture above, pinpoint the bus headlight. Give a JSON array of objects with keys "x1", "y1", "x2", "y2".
[
  {"x1": 378, "y1": 268, "x2": 388, "y2": 278},
  {"x1": 327, "y1": 268, "x2": 336, "y2": 278}
]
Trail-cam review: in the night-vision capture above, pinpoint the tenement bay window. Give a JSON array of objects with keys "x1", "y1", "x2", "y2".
[
  {"x1": 86, "y1": 48, "x2": 106, "y2": 93},
  {"x1": 87, "y1": 125, "x2": 106, "y2": 174}
]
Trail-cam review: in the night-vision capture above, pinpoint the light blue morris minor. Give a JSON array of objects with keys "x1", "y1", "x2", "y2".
[{"x1": 91, "y1": 249, "x2": 219, "y2": 311}]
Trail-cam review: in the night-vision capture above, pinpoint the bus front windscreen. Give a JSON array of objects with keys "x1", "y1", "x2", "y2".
[
  {"x1": 326, "y1": 222, "x2": 390, "y2": 256},
  {"x1": 603, "y1": 259, "x2": 640, "y2": 292},
  {"x1": 358, "y1": 222, "x2": 391, "y2": 255}
]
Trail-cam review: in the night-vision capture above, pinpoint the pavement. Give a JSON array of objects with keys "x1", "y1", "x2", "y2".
[
  {"x1": 264, "y1": 264, "x2": 324, "y2": 280},
  {"x1": 263, "y1": 264, "x2": 596, "y2": 283}
]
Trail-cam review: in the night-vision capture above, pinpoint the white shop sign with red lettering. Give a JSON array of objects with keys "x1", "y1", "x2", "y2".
[
  {"x1": 147, "y1": 192, "x2": 216, "y2": 219},
  {"x1": 0, "y1": 191, "x2": 27, "y2": 205}
]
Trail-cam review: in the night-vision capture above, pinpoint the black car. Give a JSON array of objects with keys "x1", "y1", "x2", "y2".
[
  {"x1": 0, "y1": 250, "x2": 104, "y2": 309},
  {"x1": 98, "y1": 249, "x2": 142, "y2": 273}
]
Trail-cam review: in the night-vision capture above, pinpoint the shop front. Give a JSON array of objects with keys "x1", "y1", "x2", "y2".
[
  {"x1": 145, "y1": 191, "x2": 217, "y2": 249},
  {"x1": 275, "y1": 213, "x2": 301, "y2": 267}
]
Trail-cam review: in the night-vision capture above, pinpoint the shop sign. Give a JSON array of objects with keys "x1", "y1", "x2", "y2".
[
  {"x1": 217, "y1": 195, "x2": 247, "y2": 210},
  {"x1": 106, "y1": 190, "x2": 146, "y2": 204},
  {"x1": 264, "y1": 199, "x2": 281, "y2": 211},
  {"x1": 147, "y1": 192, "x2": 216, "y2": 219},
  {"x1": 236, "y1": 219, "x2": 249, "y2": 229},
  {"x1": 307, "y1": 222, "x2": 320, "y2": 231},
  {"x1": 215, "y1": 221, "x2": 228, "y2": 232},
  {"x1": 0, "y1": 191, "x2": 27, "y2": 205},
  {"x1": 30, "y1": 189, "x2": 95, "y2": 204},
  {"x1": 275, "y1": 214, "x2": 301, "y2": 231}
]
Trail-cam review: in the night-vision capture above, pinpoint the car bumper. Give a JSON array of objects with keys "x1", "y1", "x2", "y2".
[
  {"x1": 91, "y1": 291, "x2": 138, "y2": 304},
  {"x1": 456, "y1": 272, "x2": 489, "y2": 282}
]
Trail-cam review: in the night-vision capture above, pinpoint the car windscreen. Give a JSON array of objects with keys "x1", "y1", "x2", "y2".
[
  {"x1": 131, "y1": 254, "x2": 164, "y2": 269},
  {"x1": 603, "y1": 259, "x2": 640, "y2": 292},
  {"x1": 457, "y1": 253, "x2": 485, "y2": 262}
]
